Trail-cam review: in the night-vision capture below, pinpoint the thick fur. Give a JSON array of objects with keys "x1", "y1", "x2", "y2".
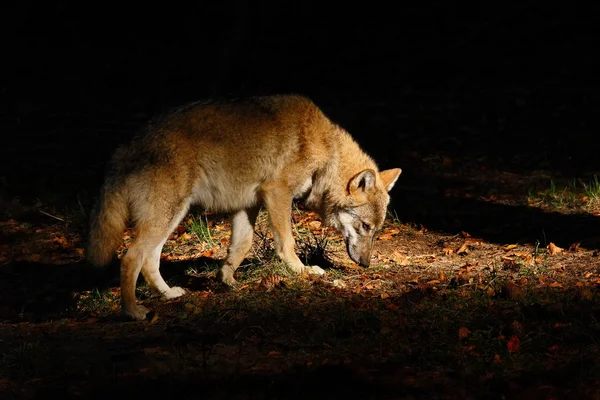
[{"x1": 87, "y1": 95, "x2": 401, "y2": 320}]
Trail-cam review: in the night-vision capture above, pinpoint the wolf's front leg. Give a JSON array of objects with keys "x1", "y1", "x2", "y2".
[
  {"x1": 218, "y1": 207, "x2": 260, "y2": 286},
  {"x1": 262, "y1": 185, "x2": 325, "y2": 276}
]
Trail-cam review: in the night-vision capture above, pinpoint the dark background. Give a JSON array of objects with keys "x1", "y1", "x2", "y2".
[{"x1": 1, "y1": 2, "x2": 599, "y2": 243}]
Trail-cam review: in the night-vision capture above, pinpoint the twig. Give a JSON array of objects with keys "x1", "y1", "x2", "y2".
[{"x1": 39, "y1": 210, "x2": 65, "y2": 222}]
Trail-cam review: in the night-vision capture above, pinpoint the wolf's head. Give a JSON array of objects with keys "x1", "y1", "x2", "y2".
[{"x1": 329, "y1": 168, "x2": 402, "y2": 267}]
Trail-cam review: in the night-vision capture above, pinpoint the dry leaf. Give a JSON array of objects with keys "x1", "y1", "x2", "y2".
[
  {"x1": 547, "y1": 242, "x2": 563, "y2": 255},
  {"x1": 380, "y1": 326, "x2": 392, "y2": 334},
  {"x1": 568, "y1": 242, "x2": 581, "y2": 252},
  {"x1": 458, "y1": 327, "x2": 471, "y2": 339},
  {"x1": 380, "y1": 292, "x2": 390, "y2": 299},
  {"x1": 308, "y1": 220, "x2": 322, "y2": 231},
  {"x1": 442, "y1": 247, "x2": 454, "y2": 256},
  {"x1": 260, "y1": 274, "x2": 285, "y2": 291},
  {"x1": 511, "y1": 320, "x2": 524, "y2": 335},
  {"x1": 378, "y1": 227, "x2": 400, "y2": 240},
  {"x1": 507, "y1": 335, "x2": 520, "y2": 353},
  {"x1": 503, "y1": 282, "x2": 525, "y2": 299},
  {"x1": 332, "y1": 279, "x2": 346, "y2": 289},
  {"x1": 456, "y1": 242, "x2": 469, "y2": 255},
  {"x1": 180, "y1": 232, "x2": 192, "y2": 241},
  {"x1": 391, "y1": 251, "x2": 410, "y2": 265},
  {"x1": 503, "y1": 244, "x2": 518, "y2": 251},
  {"x1": 53, "y1": 236, "x2": 71, "y2": 249},
  {"x1": 438, "y1": 271, "x2": 448, "y2": 281}
]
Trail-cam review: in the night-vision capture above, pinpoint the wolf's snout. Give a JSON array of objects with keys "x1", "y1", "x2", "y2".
[
  {"x1": 356, "y1": 256, "x2": 370, "y2": 268},
  {"x1": 347, "y1": 243, "x2": 371, "y2": 267}
]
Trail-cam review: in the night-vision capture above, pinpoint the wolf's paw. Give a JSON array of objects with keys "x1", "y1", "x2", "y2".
[
  {"x1": 220, "y1": 275, "x2": 240, "y2": 289},
  {"x1": 307, "y1": 265, "x2": 326, "y2": 276},
  {"x1": 163, "y1": 286, "x2": 187, "y2": 299},
  {"x1": 217, "y1": 265, "x2": 239, "y2": 288},
  {"x1": 122, "y1": 304, "x2": 150, "y2": 321}
]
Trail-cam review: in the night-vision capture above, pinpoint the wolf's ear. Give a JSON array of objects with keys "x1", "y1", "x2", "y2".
[
  {"x1": 380, "y1": 168, "x2": 402, "y2": 192},
  {"x1": 348, "y1": 169, "x2": 377, "y2": 195}
]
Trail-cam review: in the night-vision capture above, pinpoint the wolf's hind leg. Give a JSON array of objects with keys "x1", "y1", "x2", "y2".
[
  {"x1": 218, "y1": 206, "x2": 260, "y2": 286},
  {"x1": 140, "y1": 205, "x2": 190, "y2": 299},
  {"x1": 121, "y1": 199, "x2": 190, "y2": 320}
]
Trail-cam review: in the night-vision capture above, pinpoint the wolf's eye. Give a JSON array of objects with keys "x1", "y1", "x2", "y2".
[{"x1": 362, "y1": 222, "x2": 371, "y2": 232}]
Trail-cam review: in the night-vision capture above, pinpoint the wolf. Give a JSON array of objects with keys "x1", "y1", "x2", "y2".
[{"x1": 87, "y1": 95, "x2": 401, "y2": 320}]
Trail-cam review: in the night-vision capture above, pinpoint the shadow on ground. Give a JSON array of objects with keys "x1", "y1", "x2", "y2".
[{"x1": 392, "y1": 170, "x2": 600, "y2": 250}]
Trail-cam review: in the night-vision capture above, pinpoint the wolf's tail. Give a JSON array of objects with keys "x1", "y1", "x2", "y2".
[{"x1": 86, "y1": 183, "x2": 129, "y2": 266}]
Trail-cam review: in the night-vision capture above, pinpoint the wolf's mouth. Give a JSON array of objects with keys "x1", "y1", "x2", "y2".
[{"x1": 347, "y1": 242, "x2": 370, "y2": 268}]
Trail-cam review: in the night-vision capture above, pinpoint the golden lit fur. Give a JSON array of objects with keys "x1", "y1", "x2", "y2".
[{"x1": 87, "y1": 95, "x2": 401, "y2": 320}]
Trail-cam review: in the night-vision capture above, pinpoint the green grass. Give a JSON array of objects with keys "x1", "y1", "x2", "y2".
[
  {"x1": 387, "y1": 209, "x2": 401, "y2": 225},
  {"x1": 527, "y1": 177, "x2": 600, "y2": 210},
  {"x1": 76, "y1": 287, "x2": 120, "y2": 317},
  {"x1": 583, "y1": 175, "x2": 600, "y2": 203},
  {"x1": 188, "y1": 213, "x2": 215, "y2": 247}
]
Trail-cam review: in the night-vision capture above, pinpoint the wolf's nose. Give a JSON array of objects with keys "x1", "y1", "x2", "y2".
[{"x1": 359, "y1": 256, "x2": 370, "y2": 268}]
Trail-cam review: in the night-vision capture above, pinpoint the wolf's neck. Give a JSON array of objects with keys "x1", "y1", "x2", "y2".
[{"x1": 305, "y1": 127, "x2": 376, "y2": 222}]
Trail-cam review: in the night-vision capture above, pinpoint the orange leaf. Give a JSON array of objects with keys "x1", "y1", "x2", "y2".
[
  {"x1": 391, "y1": 251, "x2": 410, "y2": 265},
  {"x1": 507, "y1": 335, "x2": 520, "y2": 353},
  {"x1": 380, "y1": 326, "x2": 392, "y2": 334},
  {"x1": 456, "y1": 242, "x2": 469, "y2": 255},
  {"x1": 308, "y1": 220, "x2": 322, "y2": 231},
  {"x1": 547, "y1": 242, "x2": 563, "y2": 255},
  {"x1": 458, "y1": 327, "x2": 471, "y2": 339},
  {"x1": 547, "y1": 344, "x2": 559, "y2": 353}
]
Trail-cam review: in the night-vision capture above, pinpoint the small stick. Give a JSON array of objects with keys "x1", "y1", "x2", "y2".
[{"x1": 39, "y1": 210, "x2": 65, "y2": 222}]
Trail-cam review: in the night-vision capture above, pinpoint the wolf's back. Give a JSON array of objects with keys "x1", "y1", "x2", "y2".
[{"x1": 86, "y1": 182, "x2": 129, "y2": 266}]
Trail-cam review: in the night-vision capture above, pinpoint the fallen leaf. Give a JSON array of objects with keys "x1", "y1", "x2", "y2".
[
  {"x1": 507, "y1": 335, "x2": 520, "y2": 353},
  {"x1": 568, "y1": 242, "x2": 581, "y2": 252},
  {"x1": 547, "y1": 344, "x2": 559, "y2": 353},
  {"x1": 180, "y1": 232, "x2": 192, "y2": 241},
  {"x1": 380, "y1": 292, "x2": 390, "y2": 299},
  {"x1": 503, "y1": 244, "x2": 518, "y2": 251},
  {"x1": 332, "y1": 279, "x2": 346, "y2": 289},
  {"x1": 511, "y1": 320, "x2": 524, "y2": 335},
  {"x1": 442, "y1": 247, "x2": 454, "y2": 256},
  {"x1": 503, "y1": 282, "x2": 525, "y2": 299},
  {"x1": 438, "y1": 271, "x2": 448, "y2": 281},
  {"x1": 456, "y1": 242, "x2": 469, "y2": 255},
  {"x1": 391, "y1": 251, "x2": 410, "y2": 265},
  {"x1": 458, "y1": 327, "x2": 471, "y2": 339},
  {"x1": 547, "y1": 242, "x2": 563, "y2": 255},
  {"x1": 308, "y1": 220, "x2": 322, "y2": 231},
  {"x1": 53, "y1": 235, "x2": 71, "y2": 249},
  {"x1": 380, "y1": 326, "x2": 392, "y2": 334}
]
